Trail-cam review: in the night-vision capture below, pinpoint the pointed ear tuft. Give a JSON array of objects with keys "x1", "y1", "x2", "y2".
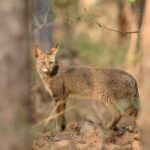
[
  {"x1": 49, "y1": 43, "x2": 59, "y2": 62},
  {"x1": 55, "y1": 42, "x2": 59, "y2": 49},
  {"x1": 50, "y1": 43, "x2": 59, "y2": 55},
  {"x1": 35, "y1": 45, "x2": 43, "y2": 58}
]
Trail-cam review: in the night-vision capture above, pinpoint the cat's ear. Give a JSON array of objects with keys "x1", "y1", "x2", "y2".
[
  {"x1": 49, "y1": 43, "x2": 59, "y2": 62},
  {"x1": 35, "y1": 45, "x2": 43, "y2": 58}
]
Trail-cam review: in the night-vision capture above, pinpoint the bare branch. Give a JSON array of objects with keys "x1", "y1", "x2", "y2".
[
  {"x1": 30, "y1": 13, "x2": 41, "y2": 28},
  {"x1": 33, "y1": 101, "x2": 73, "y2": 128},
  {"x1": 33, "y1": 20, "x2": 61, "y2": 34},
  {"x1": 96, "y1": 21, "x2": 139, "y2": 34},
  {"x1": 43, "y1": 5, "x2": 51, "y2": 24}
]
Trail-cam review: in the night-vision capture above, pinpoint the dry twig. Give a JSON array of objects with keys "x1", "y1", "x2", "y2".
[
  {"x1": 33, "y1": 101, "x2": 73, "y2": 128},
  {"x1": 95, "y1": 21, "x2": 139, "y2": 34}
]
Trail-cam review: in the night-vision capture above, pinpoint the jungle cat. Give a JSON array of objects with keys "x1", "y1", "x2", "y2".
[{"x1": 34, "y1": 44, "x2": 140, "y2": 131}]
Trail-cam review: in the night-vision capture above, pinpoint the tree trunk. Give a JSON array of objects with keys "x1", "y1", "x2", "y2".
[
  {"x1": 117, "y1": 1, "x2": 138, "y2": 71},
  {"x1": 32, "y1": 0, "x2": 53, "y2": 50},
  {"x1": 0, "y1": 0, "x2": 31, "y2": 150},
  {"x1": 139, "y1": 0, "x2": 150, "y2": 149}
]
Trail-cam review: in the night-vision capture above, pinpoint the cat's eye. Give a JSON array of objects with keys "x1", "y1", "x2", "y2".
[
  {"x1": 47, "y1": 61, "x2": 54, "y2": 65},
  {"x1": 40, "y1": 61, "x2": 54, "y2": 64}
]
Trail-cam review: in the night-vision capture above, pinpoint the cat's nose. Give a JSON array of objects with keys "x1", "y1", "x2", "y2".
[{"x1": 42, "y1": 68, "x2": 48, "y2": 72}]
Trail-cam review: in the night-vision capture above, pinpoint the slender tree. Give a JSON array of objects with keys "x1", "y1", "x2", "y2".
[
  {"x1": 32, "y1": 0, "x2": 53, "y2": 50},
  {"x1": 139, "y1": 0, "x2": 150, "y2": 149},
  {"x1": 0, "y1": 0, "x2": 31, "y2": 149}
]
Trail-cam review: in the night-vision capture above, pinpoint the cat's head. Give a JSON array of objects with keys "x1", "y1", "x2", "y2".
[{"x1": 35, "y1": 43, "x2": 59, "y2": 76}]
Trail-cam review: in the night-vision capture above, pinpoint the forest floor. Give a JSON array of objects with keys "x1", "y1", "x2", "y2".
[{"x1": 32, "y1": 121, "x2": 140, "y2": 150}]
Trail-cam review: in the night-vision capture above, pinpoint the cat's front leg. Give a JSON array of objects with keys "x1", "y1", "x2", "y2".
[{"x1": 55, "y1": 99, "x2": 66, "y2": 131}]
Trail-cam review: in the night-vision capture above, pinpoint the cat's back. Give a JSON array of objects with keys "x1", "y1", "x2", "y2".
[{"x1": 61, "y1": 65, "x2": 138, "y2": 98}]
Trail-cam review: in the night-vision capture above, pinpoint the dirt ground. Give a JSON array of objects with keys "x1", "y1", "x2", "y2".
[{"x1": 32, "y1": 121, "x2": 140, "y2": 150}]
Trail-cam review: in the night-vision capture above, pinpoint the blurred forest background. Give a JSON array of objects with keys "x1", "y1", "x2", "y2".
[
  {"x1": 31, "y1": 0, "x2": 143, "y2": 126},
  {"x1": 31, "y1": 0, "x2": 142, "y2": 71},
  {"x1": 1, "y1": 0, "x2": 150, "y2": 149}
]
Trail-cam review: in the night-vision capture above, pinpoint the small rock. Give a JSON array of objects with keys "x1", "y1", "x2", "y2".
[
  {"x1": 56, "y1": 140, "x2": 70, "y2": 147},
  {"x1": 80, "y1": 122, "x2": 95, "y2": 135}
]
